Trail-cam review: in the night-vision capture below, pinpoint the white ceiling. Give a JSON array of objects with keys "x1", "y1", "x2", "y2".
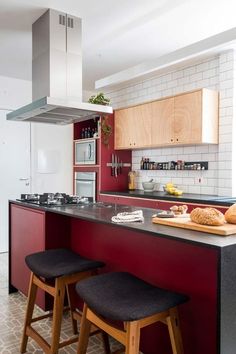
[{"x1": 0, "y1": 0, "x2": 236, "y2": 90}]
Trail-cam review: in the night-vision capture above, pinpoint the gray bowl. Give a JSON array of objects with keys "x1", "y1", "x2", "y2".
[{"x1": 142, "y1": 182, "x2": 156, "y2": 192}]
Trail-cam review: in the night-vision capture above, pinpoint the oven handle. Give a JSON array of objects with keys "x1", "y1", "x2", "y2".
[{"x1": 76, "y1": 180, "x2": 93, "y2": 184}]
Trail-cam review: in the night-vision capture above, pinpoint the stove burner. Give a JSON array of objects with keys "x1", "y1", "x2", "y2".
[{"x1": 18, "y1": 193, "x2": 90, "y2": 206}]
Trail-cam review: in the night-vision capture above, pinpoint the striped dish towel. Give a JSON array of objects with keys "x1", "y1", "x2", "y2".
[{"x1": 111, "y1": 210, "x2": 144, "y2": 223}]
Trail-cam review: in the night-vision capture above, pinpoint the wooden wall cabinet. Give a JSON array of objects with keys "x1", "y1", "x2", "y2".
[
  {"x1": 114, "y1": 88, "x2": 219, "y2": 149},
  {"x1": 114, "y1": 104, "x2": 152, "y2": 149}
]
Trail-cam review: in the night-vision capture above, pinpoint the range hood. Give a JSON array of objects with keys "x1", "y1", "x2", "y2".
[{"x1": 7, "y1": 9, "x2": 112, "y2": 125}]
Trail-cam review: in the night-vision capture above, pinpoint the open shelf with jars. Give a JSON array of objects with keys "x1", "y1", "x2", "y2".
[{"x1": 140, "y1": 158, "x2": 208, "y2": 171}]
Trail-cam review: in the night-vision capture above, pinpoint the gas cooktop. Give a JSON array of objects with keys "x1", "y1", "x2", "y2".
[{"x1": 17, "y1": 193, "x2": 90, "y2": 206}]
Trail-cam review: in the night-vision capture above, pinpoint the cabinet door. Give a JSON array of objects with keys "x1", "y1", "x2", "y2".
[
  {"x1": 115, "y1": 104, "x2": 151, "y2": 149},
  {"x1": 151, "y1": 98, "x2": 174, "y2": 146},
  {"x1": 174, "y1": 91, "x2": 202, "y2": 144},
  {"x1": 132, "y1": 103, "x2": 152, "y2": 148},
  {"x1": 115, "y1": 107, "x2": 135, "y2": 149},
  {"x1": 10, "y1": 205, "x2": 46, "y2": 308}
]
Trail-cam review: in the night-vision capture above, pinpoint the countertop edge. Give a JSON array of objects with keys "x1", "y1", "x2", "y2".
[{"x1": 9, "y1": 200, "x2": 236, "y2": 249}]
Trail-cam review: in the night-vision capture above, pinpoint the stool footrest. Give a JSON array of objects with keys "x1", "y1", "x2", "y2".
[
  {"x1": 26, "y1": 326, "x2": 50, "y2": 354},
  {"x1": 58, "y1": 335, "x2": 79, "y2": 348},
  {"x1": 31, "y1": 306, "x2": 71, "y2": 323}
]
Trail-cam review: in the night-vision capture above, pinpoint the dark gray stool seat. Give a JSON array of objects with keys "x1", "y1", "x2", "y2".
[
  {"x1": 21, "y1": 248, "x2": 105, "y2": 354},
  {"x1": 76, "y1": 271, "x2": 189, "y2": 321},
  {"x1": 26, "y1": 248, "x2": 105, "y2": 279}
]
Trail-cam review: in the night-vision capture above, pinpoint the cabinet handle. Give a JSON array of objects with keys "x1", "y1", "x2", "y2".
[
  {"x1": 171, "y1": 138, "x2": 174, "y2": 142},
  {"x1": 134, "y1": 142, "x2": 136, "y2": 146},
  {"x1": 176, "y1": 138, "x2": 179, "y2": 142}
]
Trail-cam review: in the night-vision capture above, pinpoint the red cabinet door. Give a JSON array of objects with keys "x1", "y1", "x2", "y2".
[{"x1": 10, "y1": 204, "x2": 46, "y2": 308}]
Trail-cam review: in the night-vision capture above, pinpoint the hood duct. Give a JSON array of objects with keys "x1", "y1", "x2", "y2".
[{"x1": 7, "y1": 9, "x2": 112, "y2": 124}]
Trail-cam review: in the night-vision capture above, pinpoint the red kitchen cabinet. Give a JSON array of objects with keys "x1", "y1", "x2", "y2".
[{"x1": 10, "y1": 203, "x2": 70, "y2": 310}]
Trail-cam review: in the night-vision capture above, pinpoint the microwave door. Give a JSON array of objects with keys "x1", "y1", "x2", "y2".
[{"x1": 75, "y1": 140, "x2": 96, "y2": 165}]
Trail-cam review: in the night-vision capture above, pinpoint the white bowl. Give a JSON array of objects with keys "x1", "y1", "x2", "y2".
[{"x1": 142, "y1": 182, "x2": 156, "y2": 192}]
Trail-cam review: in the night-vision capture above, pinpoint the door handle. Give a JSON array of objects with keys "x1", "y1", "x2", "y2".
[{"x1": 19, "y1": 178, "x2": 29, "y2": 181}]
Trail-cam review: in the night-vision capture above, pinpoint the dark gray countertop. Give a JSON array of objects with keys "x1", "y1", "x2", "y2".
[
  {"x1": 100, "y1": 190, "x2": 235, "y2": 206},
  {"x1": 10, "y1": 200, "x2": 236, "y2": 248}
]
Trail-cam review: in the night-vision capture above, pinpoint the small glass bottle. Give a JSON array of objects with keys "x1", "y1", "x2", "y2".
[
  {"x1": 140, "y1": 157, "x2": 144, "y2": 170},
  {"x1": 81, "y1": 128, "x2": 85, "y2": 139},
  {"x1": 87, "y1": 127, "x2": 91, "y2": 138},
  {"x1": 84, "y1": 128, "x2": 88, "y2": 139}
]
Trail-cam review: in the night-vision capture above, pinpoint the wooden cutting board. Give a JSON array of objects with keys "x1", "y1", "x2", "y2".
[{"x1": 152, "y1": 216, "x2": 236, "y2": 236}]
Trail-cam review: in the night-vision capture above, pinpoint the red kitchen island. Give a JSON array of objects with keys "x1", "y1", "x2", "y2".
[{"x1": 9, "y1": 200, "x2": 236, "y2": 354}]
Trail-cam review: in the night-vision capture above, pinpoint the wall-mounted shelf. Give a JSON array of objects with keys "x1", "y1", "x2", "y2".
[{"x1": 140, "y1": 161, "x2": 208, "y2": 171}]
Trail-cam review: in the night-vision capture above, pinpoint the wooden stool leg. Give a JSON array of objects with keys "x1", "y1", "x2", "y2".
[
  {"x1": 167, "y1": 307, "x2": 184, "y2": 354},
  {"x1": 125, "y1": 321, "x2": 140, "y2": 354},
  {"x1": 66, "y1": 284, "x2": 78, "y2": 335},
  {"x1": 100, "y1": 331, "x2": 111, "y2": 354},
  {"x1": 20, "y1": 272, "x2": 38, "y2": 353},
  {"x1": 51, "y1": 277, "x2": 66, "y2": 354},
  {"x1": 77, "y1": 304, "x2": 92, "y2": 354}
]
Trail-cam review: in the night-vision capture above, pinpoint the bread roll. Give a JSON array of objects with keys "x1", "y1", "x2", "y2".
[
  {"x1": 225, "y1": 204, "x2": 236, "y2": 224},
  {"x1": 190, "y1": 207, "x2": 225, "y2": 226},
  {"x1": 170, "y1": 205, "x2": 188, "y2": 215}
]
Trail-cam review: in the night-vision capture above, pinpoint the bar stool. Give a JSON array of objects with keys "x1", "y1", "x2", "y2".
[
  {"x1": 76, "y1": 272, "x2": 188, "y2": 354},
  {"x1": 20, "y1": 248, "x2": 105, "y2": 354}
]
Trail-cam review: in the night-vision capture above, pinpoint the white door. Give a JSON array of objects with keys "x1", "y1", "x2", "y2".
[{"x1": 0, "y1": 110, "x2": 31, "y2": 252}]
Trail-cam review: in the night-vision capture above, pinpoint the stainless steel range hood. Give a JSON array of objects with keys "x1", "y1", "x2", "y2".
[{"x1": 7, "y1": 9, "x2": 112, "y2": 125}]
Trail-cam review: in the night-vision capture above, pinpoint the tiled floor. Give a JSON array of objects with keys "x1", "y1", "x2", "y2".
[{"x1": 0, "y1": 253, "x2": 122, "y2": 353}]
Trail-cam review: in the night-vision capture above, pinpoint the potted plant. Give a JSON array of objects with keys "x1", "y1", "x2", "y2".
[
  {"x1": 101, "y1": 115, "x2": 112, "y2": 147},
  {"x1": 88, "y1": 92, "x2": 110, "y2": 106},
  {"x1": 88, "y1": 93, "x2": 112, "y2": 146}
]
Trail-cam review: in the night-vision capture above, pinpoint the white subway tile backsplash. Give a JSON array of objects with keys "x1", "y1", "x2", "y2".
[
  {"x1": 190, "y1": 185, "x2": 201, "y2": 194},
  {"x1": 172, "y1": 71, "x2": 184, "y2": 80},
  {"x1": 183, "y1": 146, "x2": 196, "y2": 154},
  {"x1": 203, "y1": 68, "x2": 217, "y2": 79},
  {"x1": 110, "y1": 50, "x2": 235, "y2": 196},
  {"x1": 200, "y1": 186, "x2": 216, "y2": 195},
  {"x1": 190, "y1": 72, "x2": 203, "y2": 82},
  {"x1": 196, "y1": 61, "x2": 209, "y2": 72},
  {"x1": 219, "y1": 61, "x2": 234, "y2": 72},
  {"x1": 184, "y1": 66, "x2": 196, "y2": 76}
]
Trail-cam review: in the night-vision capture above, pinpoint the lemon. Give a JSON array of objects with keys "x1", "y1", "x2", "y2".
[
  {"x1": 166, "y1": 183, "x2": 174, "y2": 189},
  {"x1": 174, "y1": 189, "x2": 183, "y2": 196},
  {"x1": 168, "y1": 187, "x2": 176, "y2": 194}
]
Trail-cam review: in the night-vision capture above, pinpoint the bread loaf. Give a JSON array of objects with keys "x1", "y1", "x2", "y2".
[
  {"x1": 225, "y1": 204, "x2": 236, "y2": 224},
  {"x1": 190, "y1": 207, "x2": 225, "y2": 226}
]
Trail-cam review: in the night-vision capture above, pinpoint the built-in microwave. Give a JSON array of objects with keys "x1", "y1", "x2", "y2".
[{"x1": 74, "y1": 139, "x2": 96, "y2": 165}]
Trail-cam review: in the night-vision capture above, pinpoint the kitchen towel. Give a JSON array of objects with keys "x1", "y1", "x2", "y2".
[{"x1": 111, "y1": 210, "x2": 144, "y2": 223}]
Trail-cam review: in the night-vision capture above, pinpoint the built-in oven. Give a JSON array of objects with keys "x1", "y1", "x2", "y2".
[
  {"x1": 74, "y1": 172, "x2": 96, "y2": 201},
  {"x1": 74, "y1": 139, "x2": 96, "y2": 165}
]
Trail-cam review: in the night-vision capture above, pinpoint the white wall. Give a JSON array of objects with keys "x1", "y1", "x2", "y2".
[
  {"x1": 30, "y1": 123, "x2": 73, "y2": 194},
  {"x1": 107, "y1": 50, "x2": 236, "y2": 196},
  {"x1": 0, "y1": 75, "x2": 31, "y2": 109},
  {"x1": 0, "y1": 75, "x2": 73, "y2": 195}
]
